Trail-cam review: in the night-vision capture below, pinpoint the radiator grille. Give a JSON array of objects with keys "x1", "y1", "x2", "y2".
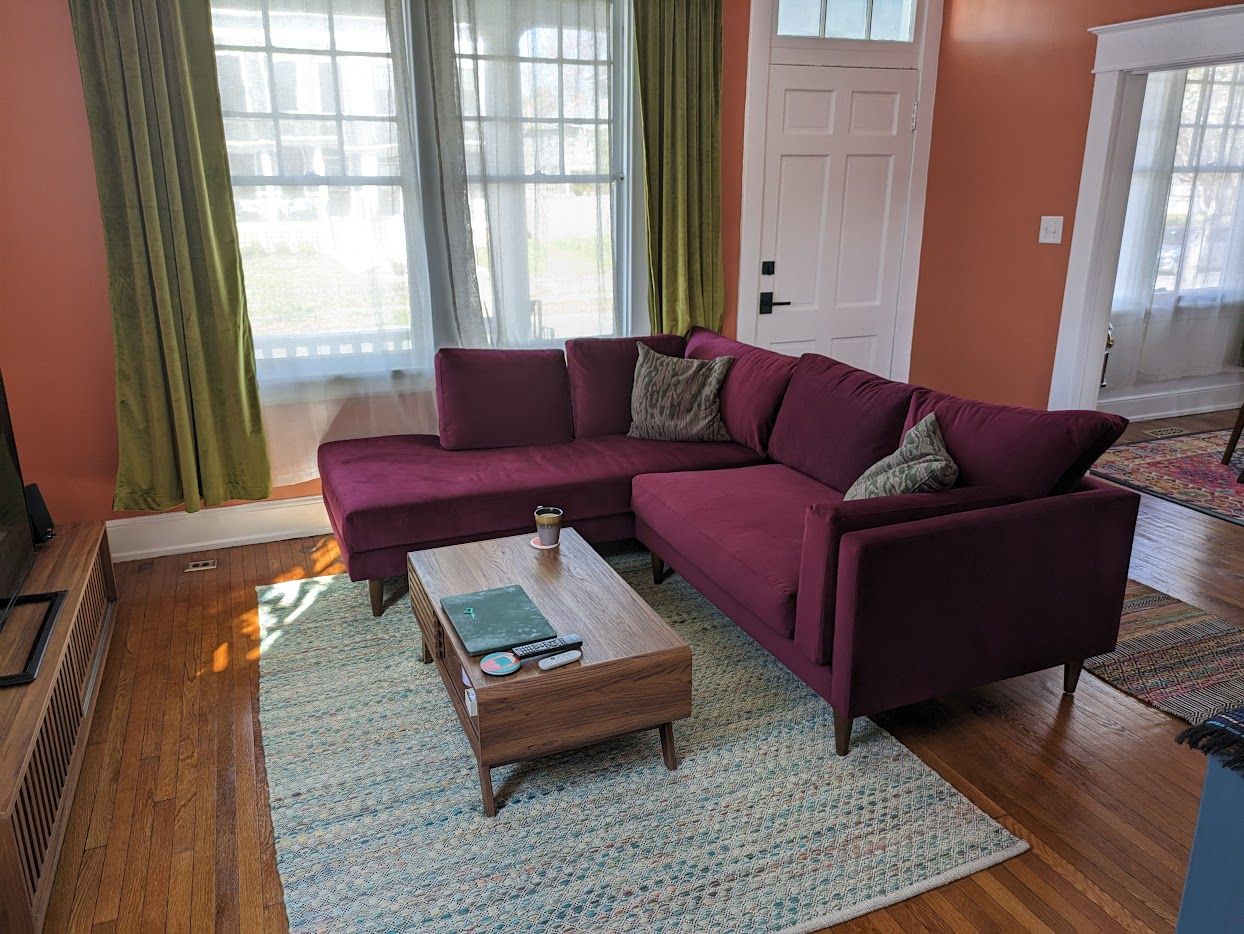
[{"x1": 10, "y1": 550, "x2": 111, "y2": 897}]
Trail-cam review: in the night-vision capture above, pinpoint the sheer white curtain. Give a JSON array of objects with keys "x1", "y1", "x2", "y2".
[
  {"x1": 213, "y1": 0, "x2": 627, "y2": 484},
  {"x1": 1106, "y1": 63, "x2": 1244, "y2": 392},
  {"x1": 212, "y1": 0, "x2": 442, "y2": 485},
  {"x1": 451, "y1": 0, "x2": 623, "y2": 347}
]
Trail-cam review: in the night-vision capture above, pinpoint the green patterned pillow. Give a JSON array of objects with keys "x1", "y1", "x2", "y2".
[
  {"x1": 844, "y1": 413, "x2": 958, "y2": 501},
  {"x1": 628, "y1": 343, "x2": 733, "y2": 442}
]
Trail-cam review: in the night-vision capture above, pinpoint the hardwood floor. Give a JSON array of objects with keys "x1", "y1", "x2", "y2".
[{"x1": 44, "y1": 414, "x2": 1243, "y2": 932}]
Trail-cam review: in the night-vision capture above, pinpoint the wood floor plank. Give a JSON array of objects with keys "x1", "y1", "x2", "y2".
[{"x1": 44, "y1": 413, "x2": 1237, "y2": 932}]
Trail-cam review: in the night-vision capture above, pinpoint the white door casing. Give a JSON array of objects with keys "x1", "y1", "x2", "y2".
[{"x1": 754, "y1": 65, "x2": 917, "y2": 372}]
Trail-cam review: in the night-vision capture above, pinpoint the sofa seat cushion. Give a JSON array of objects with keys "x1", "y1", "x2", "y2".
[
  {"x1": 632, "y1": 464, "x2": 842, "y2": 638},
  {"x1": 906, "y1": 389, "x2": 1129, "y2": 498},
  {"x1": 318, "y1": 434, "x2": 763, "y2": 555},
  {"x1": 566, "y1": 334, "x2": 687, "y2": 438},
  {"x1": 768, "y1": 354, "x2": 917, "y2": 492},
  {"x1": 685, "y1": 327, "x2": 798, "y2": 455}
]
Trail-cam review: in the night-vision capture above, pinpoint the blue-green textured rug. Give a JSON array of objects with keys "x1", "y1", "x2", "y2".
[{"x1": 257, "y1": 551, "x2": 1026, "y2": 933}]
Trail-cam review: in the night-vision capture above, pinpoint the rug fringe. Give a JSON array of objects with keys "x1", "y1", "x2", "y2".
[{"x1": 1177, "y1": 721, "x2": 1244, "y2": 773}]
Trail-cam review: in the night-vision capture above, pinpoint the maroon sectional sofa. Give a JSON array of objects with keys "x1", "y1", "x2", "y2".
[{"x1": 319, "y1": 329, "x2": 1139, "y2": 753}]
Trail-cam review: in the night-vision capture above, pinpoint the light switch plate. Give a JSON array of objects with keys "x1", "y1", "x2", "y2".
[{"x1": 1038, "y1": 215, "x2": 1064, "y2": 244}]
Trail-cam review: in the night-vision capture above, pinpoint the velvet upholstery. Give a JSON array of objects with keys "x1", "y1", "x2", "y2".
[
  {"x1": 632, "y1": 464, "x2": 841, "y2": 637},
  {"x1": 828, "y1": 479, "x2": 1139, "y2": 717},
  {"x1": 793, "y1": 485, "x2": 1019, "y2": 666},
  {"x1": 906, "y1": 389, "x2": 1129, "y2": 498},
  {"x1": 435, "y1": 348, "x2": 574, "y2": 450},
  {"x1": 322, "y1": 333, "x2": 1141, "y2": 742},
  {"x1": 319, "y1": 433, "x2": 762, "y2": 573},
  {"x1": 685, "y1": 327, "x2": 798, "y2": 454},
  {"x1": 767, "y1": 354, "x2": 917, "y2": 491},
  {"x1": 566, "y1": 334, "x2": 687, "y2": 438}
]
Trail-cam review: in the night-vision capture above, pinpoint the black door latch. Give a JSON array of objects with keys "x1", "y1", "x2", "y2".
[{"x1": 759, "y1": 292, "x2": 792, "y2": 315}]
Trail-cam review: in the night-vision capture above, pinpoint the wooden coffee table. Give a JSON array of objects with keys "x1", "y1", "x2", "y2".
[{"x1": 407, "y1": 529, "x2": 692, "y2": 815}]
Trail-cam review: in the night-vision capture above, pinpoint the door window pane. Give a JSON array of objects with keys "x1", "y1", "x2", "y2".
[
  {"x1": 777, "y1": 0, "x2": 917, "y2": 42},
  {"x1": 825, "y1": 0, "x2": 867, "y2": 40},
  {"x1": 777, "y1": 0, "x2": 820, "y2": 37}
]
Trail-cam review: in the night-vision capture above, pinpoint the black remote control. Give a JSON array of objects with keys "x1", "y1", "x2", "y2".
[{"x1": 511, "y1": 633, "x2": 583, "y2": 659}]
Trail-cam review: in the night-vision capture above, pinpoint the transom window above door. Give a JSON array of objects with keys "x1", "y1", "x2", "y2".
[{"x1": 777, "y1": 0, "x2": 917, "y2": 42}]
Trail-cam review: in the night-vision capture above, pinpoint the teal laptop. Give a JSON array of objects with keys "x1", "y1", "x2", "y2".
[{"x1": 440, "y1": 584, "x2": 556, "y2": 656}]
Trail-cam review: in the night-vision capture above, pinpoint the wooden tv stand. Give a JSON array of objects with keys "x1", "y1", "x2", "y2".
[{"x1": 0, "y1": 523, "x2": 117, "y2": 933}]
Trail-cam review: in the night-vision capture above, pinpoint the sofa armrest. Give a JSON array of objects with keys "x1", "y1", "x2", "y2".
[
  {"x1": 795, "y1": 486, "x2": 1019, "y2": 666},
  {"x1": 827, "y1": 484, "x2": 1139, "y2": 718}
]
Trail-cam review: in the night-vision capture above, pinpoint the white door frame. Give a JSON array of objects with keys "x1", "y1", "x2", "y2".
[
  {"x1": 735, "y1": 0, "x2": 944, "y2": 381},
  {"x1": 1048, "y1": 4, "x2": 1244, "y2": 411}
]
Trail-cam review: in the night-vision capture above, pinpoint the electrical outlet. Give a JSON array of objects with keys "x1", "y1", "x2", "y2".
[
  {"x1": 1038, "y1": 216, "x2": 1064, "y2": 244},
  {"x1": 184, "y1": 559, "x2": 217, "y2": 573}
]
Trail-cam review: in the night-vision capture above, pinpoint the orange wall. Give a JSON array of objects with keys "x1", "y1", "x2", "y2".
[
  {"x1": 0, "y1": 0, "x2": 117, "y2": 524},
  {"x1": 910, "y1": 0, "x2": 1236, "y2": 407}
]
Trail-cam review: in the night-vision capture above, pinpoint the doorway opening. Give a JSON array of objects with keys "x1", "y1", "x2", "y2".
[{"x1": 1099, "y1": 61, "x2": 1244, "y2": 423}]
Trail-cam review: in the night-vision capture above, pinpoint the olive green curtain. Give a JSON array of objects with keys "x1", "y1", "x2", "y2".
[
  {"x1": 633, "y1": 0, "x2": 725, "y2": 336},
  {"x1": 70, "y1": 0, "x2": 270, "y2": 513}
]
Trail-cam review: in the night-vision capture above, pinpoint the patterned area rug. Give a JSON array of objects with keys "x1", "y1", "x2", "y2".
[
  {"x1": 1087, "y1": 581, "x2": 1244, "y2": 725},
  {"x1": 256, "y1": 552, "x2": 1026, "y2": 933},
  {"x1": 1091, "y1": 429, "x2": 1244, "y2": 526}
]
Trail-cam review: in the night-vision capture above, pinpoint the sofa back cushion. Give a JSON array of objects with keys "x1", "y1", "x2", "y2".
[
  {"x1": 435, "y1": 348, "x2": 574, "y2": 450},
  {"x1": 905, "y1": 389, "x2": 1128, "y2": 498},
  {"x1": 565, "y1": 334, "x2": 687, "y2": 438},
  {"x1": 685, "y1": 327, "x2": 798, "y2": 454},
  {"x1": 768, "y1": 354, "x2": 917, "y2": 492}
]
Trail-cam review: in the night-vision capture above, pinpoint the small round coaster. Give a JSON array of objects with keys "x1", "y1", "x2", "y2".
[
  {"x1": 529, "y1": 536, "x2": 559, "y2": 551},
  {"x1": 480, "y1": 651, "x2": 521, "y2": 676}
]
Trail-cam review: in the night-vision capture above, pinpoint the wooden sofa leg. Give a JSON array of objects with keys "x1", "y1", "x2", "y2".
[
  {"x1": 651, "y1": 552, "x2": 667, "y2": 585},
  {"x1": 368, "y1": 579, "x2": 384, "y2": 618},
  {"x1": 834, "y1": 711, "x2": 853, "y2": 756},
  {"x1": 1063, "y1": 659, "x2": 1084, "y2": 694}
]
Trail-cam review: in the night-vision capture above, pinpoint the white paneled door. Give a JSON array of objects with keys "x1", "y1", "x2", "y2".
[{"x1": 756, "y1": 65, "x2": 917, "y2": 374}]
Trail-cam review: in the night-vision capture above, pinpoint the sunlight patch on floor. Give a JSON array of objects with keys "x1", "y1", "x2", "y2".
[{"x1": 257, "y1": 577, "x2": 333, "y2": 655}]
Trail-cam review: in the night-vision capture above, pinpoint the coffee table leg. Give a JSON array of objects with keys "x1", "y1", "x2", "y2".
[
  {"x1": 420, "y1": 638, "x2": 433, "y2": 664},
  {"x1": 477, "y1": 761, "x2": 496, "y2": 816},
  {"x1": 659, "y1": 722, "x2": 677, "y2": 770}
]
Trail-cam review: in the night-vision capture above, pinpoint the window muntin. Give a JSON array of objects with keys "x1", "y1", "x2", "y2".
[
  {"x1": 777, "y1": 0, "x2": 917, "y2": 43},
  {"x1": 212, "y1": 0, "x2": 417, "y2": 381},
  {"x1": 1155, "y1": 63, "x2": 1244, "y2": 296},
  {"x1": 454, "y1": 1, "x2": 622, "y2": 342}
]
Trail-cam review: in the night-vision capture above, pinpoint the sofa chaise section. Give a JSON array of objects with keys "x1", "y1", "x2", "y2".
[
  {"x1": 320, "y1": 433, "x2": 761, "y2": 589},
  {"x1": 319, "y1": 338, "x2": 768, "y2": 615}
]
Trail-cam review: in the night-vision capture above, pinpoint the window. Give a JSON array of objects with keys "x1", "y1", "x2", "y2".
[
  {"x1": 1105, "y1": 63, "x2": 1244, "y2": 392},
  {"x1": 212, "y1": 0, "x2": 424, "y2": 383},
  {"x1": 777, "y1": 0, "x2": 917, "y2": 42},
  {"x1": 211, "y1": 0, "x2": 631, "y2": 383},
  {"x1": 1152, "y1": 64, "x2": 1244, "y2": 296},
  {"x1": 454, "y1": 0, "x2": 626, "y2": 343}
]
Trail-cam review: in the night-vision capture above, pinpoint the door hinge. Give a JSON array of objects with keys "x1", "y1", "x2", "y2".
[{"x1": 910, "y1": 100, "x2": 919, "y2": 133}]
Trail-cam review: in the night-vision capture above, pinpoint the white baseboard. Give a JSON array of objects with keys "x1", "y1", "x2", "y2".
[
  {"x1": 1098, "y1": 376, "x2": 1244, "y2": 422},
  {"x1": 106, "y1": 495, "x2": 332, "y2": 562}
]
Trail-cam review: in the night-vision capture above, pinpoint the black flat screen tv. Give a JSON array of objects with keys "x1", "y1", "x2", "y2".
[{"x1": 0, "y1": 372, "x2": 34, "y2": 624}]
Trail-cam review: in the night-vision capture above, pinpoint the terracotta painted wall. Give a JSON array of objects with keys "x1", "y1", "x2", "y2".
[
  {"x1": 910, "y1": 0, "x2": 1237, "y2": 407},
  {"x1": 0, "y1": 0, "x2": 118, "y2": 524}
]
